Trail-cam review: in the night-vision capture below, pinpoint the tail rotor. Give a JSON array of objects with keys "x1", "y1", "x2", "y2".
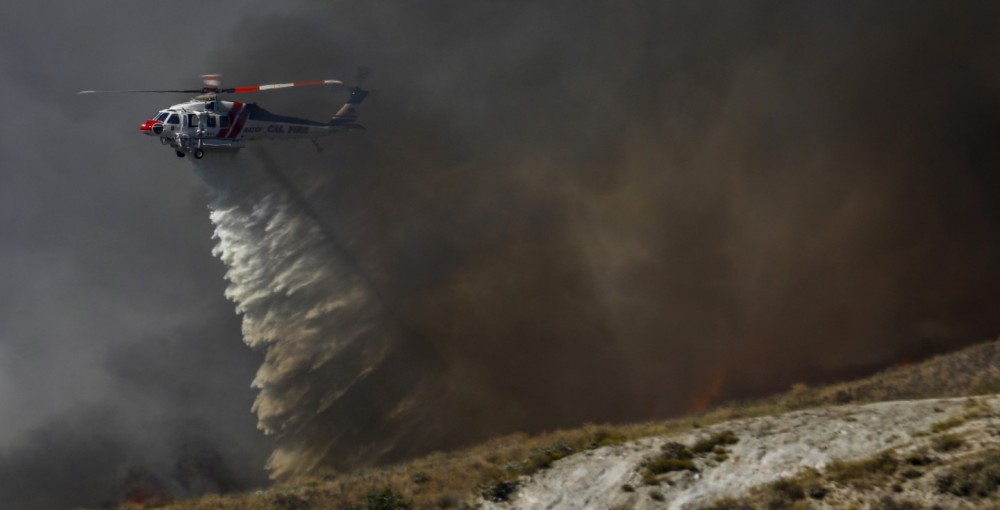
[{"x1": 331, "y1": 66, "x2": 372, "y2": 128}]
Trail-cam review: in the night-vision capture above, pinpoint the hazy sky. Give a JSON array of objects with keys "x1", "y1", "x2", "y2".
[{"x1": 3, "y1": 2, "x2": 1000, "y2": 509}]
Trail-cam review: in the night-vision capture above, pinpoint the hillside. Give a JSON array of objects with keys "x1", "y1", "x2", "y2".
[
  {"x1": 111, "y1": 338, "x2": 1000, "y2": 510},
  {"x1": 488, "y1": 396, "x2": 1000, "y2": 509}
]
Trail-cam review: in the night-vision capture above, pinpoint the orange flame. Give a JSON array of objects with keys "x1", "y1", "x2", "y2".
[{"x1": 689, "y1": 365, "x2": 727, "y2": 412}]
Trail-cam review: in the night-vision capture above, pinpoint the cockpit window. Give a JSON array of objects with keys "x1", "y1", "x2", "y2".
[
  {"x1": 154, "y1": 112, "x2": 169, "y2": 122},
  {"x1": 166, "y1": 114, "x2": 180, "y2": 125}
]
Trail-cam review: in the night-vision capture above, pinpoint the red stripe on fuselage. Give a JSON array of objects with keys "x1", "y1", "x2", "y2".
[
  {"x1": 228, "y1": 105, "x2": 251, "y2": 139},
  {"x1": 216, "y1": 102, "x2": 243, "y2": 138}
]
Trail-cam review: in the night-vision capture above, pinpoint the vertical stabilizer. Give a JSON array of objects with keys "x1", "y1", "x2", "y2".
[{"x1": 332, "y1": 86, "x2": 369, "y2": 123}]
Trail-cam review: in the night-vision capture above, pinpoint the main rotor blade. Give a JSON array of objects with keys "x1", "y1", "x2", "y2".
[
  {"x1": 78, "y1": 78, "x2": 344, "y2": 96},
  {"x1": 77, "y1": 89, "x2": 202, "y2": 95},
  {"x1": 221, "y1": 79, "x2": 343, "y2": 94}
]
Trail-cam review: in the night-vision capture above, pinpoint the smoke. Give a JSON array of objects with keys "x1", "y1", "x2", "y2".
[{"x1": 193, "y1": 1, "x2": 1000, "y2": 477}]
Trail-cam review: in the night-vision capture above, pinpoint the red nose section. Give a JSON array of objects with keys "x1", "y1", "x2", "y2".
[{"x1": 139, "y1": 119, "x2": 157, "y2": 135}]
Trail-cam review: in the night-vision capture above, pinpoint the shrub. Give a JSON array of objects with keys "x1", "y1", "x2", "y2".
[
  {"x1": 590, "y1": 428, "x2": 627, "y2": 448},
  {"x1": 762, "y1": 478, "x2": 806, "y2": 509},
  {"x1": 703, "y1": 498, "x2": 755, "y2": 510},
  {"x1": 806, "y1": 482, "x2": 828, "y2": 499},
  {"x1": 364, "y1": 486, "x2": 412, "y2": 510},
  {"x1": 526, "y1": 443, "x2": 574, "y2": 473},
  {"x1": 827, "y1": 450, "x2": 899, "y2": 489},
  {"x1": 272, "y1": 493, "x2": 309, "y2": 510},
  {"x1": 768, "y1": 478, "x2": 805, "y2": 501},
  {"x1": 930, "y1": 416, "x2": 965, "y2": 433},
  {"x1": 931, "y1": 434, "x2": 964, "y2": 453},
  {"x1": 936, "y1": 452, "x2": 1000, "y2": 498},
  {"x1": 641, "y1": 472, "x2": 660, "y2": 486},
  {"x1": 904, "y1": 449, "x2": 935, "y2": 466},
  {"x1": 661, "y1": 441, "x2": 694, "y2": 459},
  {"x1": 875, "y1": 496, "x2": 926, "y2": 510},
  {"x1": 692, "y1": 430, "x2": 739, "y2": 454},
  {"x1": 482, "y1": 481, "x2": 518, "y2": 502},
  {"x1": 645, "y1": 456, "x2": 697, "y2": 474},
  {"x1": 644, "y1": 441, "x2": 699, "y2": 475}
]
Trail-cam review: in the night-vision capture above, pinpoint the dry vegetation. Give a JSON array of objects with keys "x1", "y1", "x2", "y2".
[
  {"x1": 99, "y1": 338, "x2": 1000, "y2": 510},
  {"x1": 700, "y1": 443, "x2": 1000, "y2": 510},
  {"x1": 699, "y1": 396, "x2": 1000, "y2": 509}
]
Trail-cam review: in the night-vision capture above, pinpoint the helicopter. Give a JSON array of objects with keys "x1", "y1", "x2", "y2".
[{"x1": 78, "y1": 72, "x2": 369, "y2": 159}]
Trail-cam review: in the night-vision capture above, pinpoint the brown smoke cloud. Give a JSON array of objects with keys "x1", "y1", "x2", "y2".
[{"x1": 200, "y1": 1, "x2": 1000, "y2": 475}]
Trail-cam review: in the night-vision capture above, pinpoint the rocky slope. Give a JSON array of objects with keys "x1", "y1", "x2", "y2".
[{"x1": 485, "y1": 396, "x2": 1000, "y2": 509}]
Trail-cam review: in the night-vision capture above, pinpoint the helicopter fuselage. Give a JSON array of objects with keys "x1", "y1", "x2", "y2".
[
  {"x1": 139, "y1": 94, "x2": 364, "y2": 159},
  {"x1": 79, "y1": 73, "x2": 368, "y2": 159}
]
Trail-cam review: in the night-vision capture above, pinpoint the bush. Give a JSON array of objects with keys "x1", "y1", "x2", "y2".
[
  {"x1": 644, "y1": 441, "x2": 699, "y2": 475},
  {"x1": 643, "y1": 442, "x2": 698, "y2": 475},
  {"x1": 692, "y1": 430, "x2": 740, "y2": 454},
  {"x1": 272, "y1": 493, "x2": 309, "y2": 510},
  {"x1": 932, "y1": 434, "x2": 964, "y2": 452},
  {"x1": 364, "y1": 486, "x2": 412, "y2": 510},
  {"x1": 482, "y1": 481, "x2": 518, "y2": 502},
  {"x1": 835, "y1": 390, "x2": 854, "y2": 403},
  {"x1": 806, "y1": 482, "x2": 828, "y2": 499},
  {"x1": 761, "y1": 478, "x2": 806, "y2": 510},
  {"x1": 826, "y1": 451, "x2": 899, "y2": 489},
  {"x1": 526, "y1": 442, "x2": 575, "y2": 473},
  {"x1": 703, "y1": 498, "x2": 755, "y2": 510},
  {"x1": 768, "y1": 479, "x2": 805, "y2": 501},
  {"x1": 661, "y1": 441, "x2": 694, "y2": 459},
  {"x1": 904, "y1": 449, "x2": 935, "y2": 466},
  {"x1": 930, "y1": 417, "x2": 965, "y2": 433},
  {"x1": 645, "y1": 456, "x2": 697, "y2": 474},
  {"x1": 936, "y1": 452, "x2": 1000, "y2": 498},
  {"x1": 875, "y1": 496, "x2": 926, "y2": 510},
  {"x1": 590, "y1": 428, "x2": 627, "y2": 448}
]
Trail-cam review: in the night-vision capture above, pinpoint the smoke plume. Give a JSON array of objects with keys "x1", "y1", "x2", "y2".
[{"x1": 198, "y1": 1, "x2": 1000, "y2": 476}]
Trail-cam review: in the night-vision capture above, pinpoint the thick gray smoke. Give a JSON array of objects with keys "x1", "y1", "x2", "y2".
[{"x1": 196, "y1": 1, "x2": 1000, "y2": 476}]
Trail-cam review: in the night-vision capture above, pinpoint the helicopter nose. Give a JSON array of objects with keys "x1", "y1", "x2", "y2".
[{"x1": 139, "y1": 119, "x2": 157, "y2": 135}]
